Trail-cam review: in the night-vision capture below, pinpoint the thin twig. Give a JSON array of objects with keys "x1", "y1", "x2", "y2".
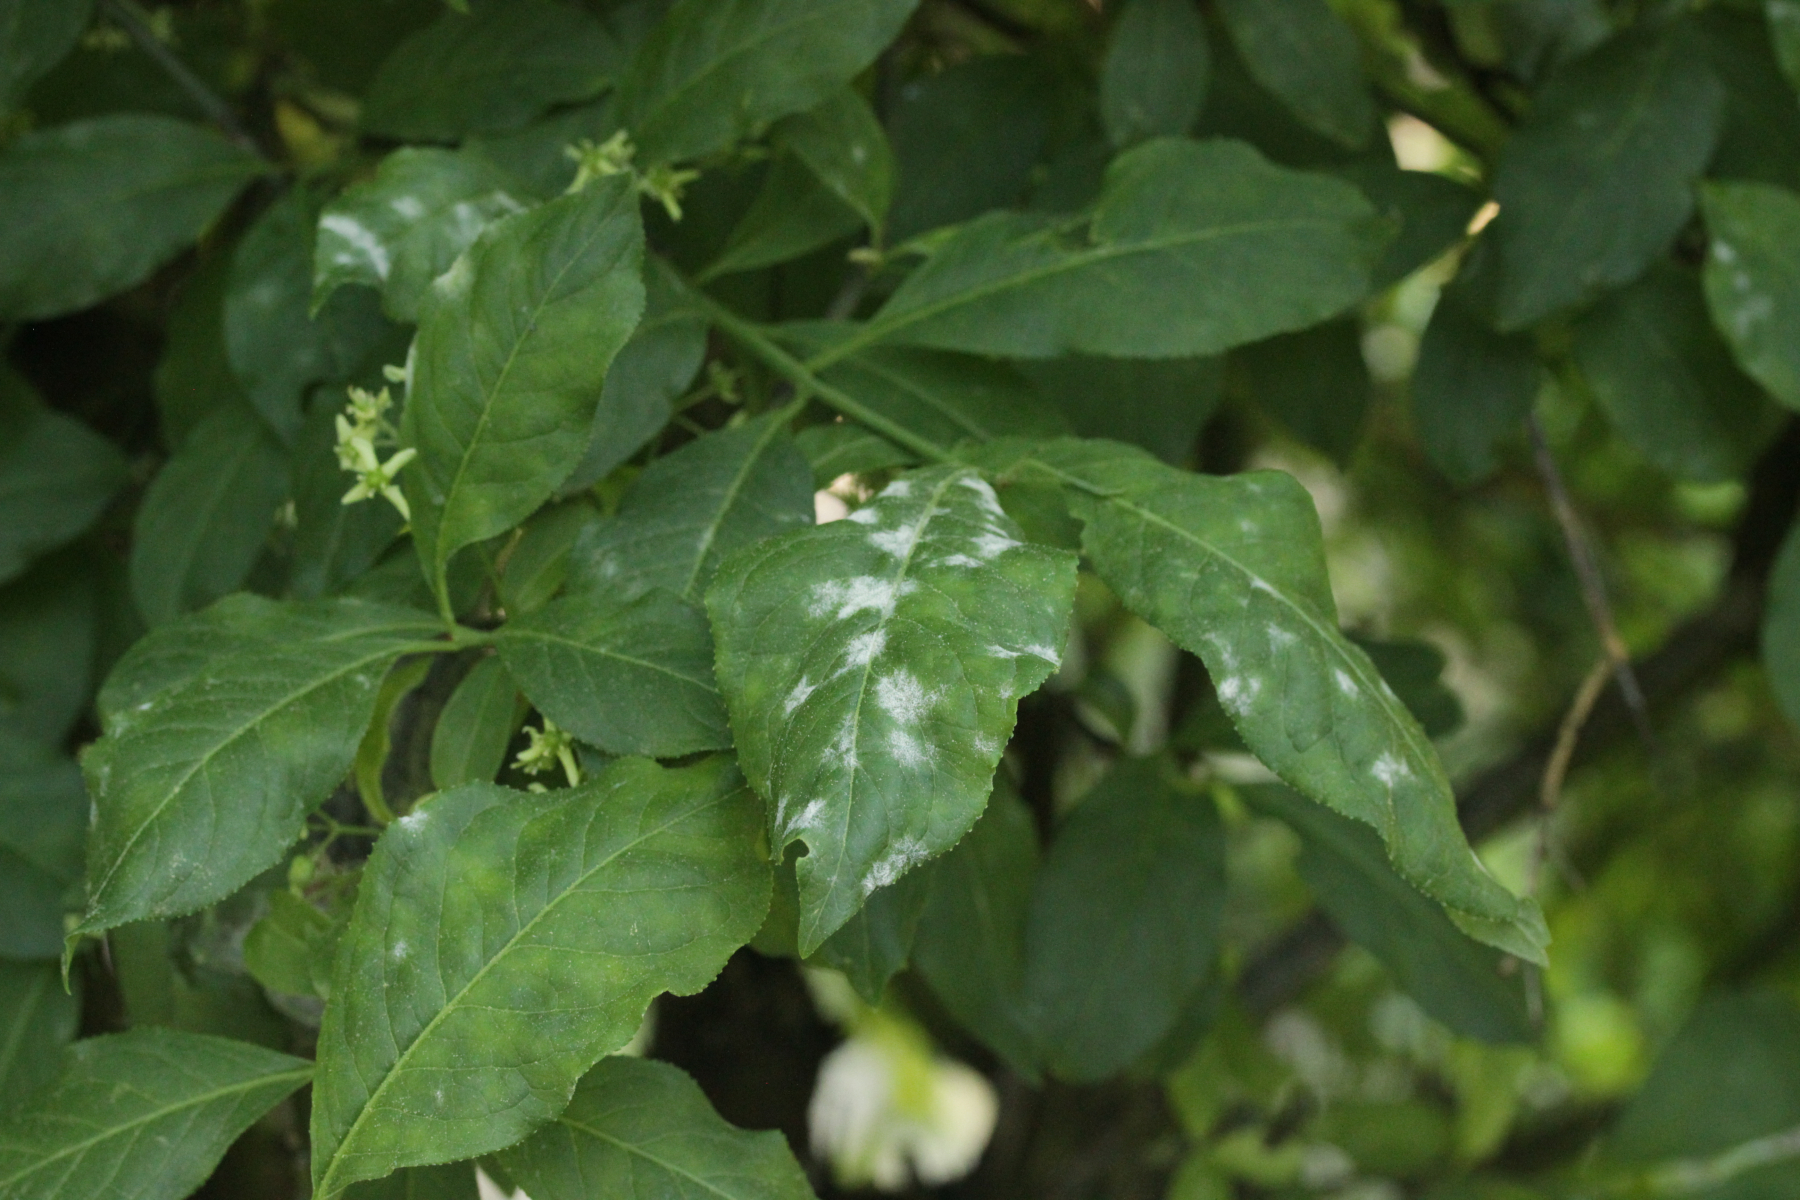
[
  {"x1": 1528, "y1": 655, "x2": 1611, "y2": 895},
  {"x1": 99, "y1": 0, "x2": 263, "y2": 156},
  {"x1": 1527, "y1": 414, "x2": 1657, "y2": 754}
]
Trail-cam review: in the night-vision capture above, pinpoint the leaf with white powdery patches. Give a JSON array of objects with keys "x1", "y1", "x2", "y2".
[
  {"x1": 313, "y1": 147, "x2": 526, "y2": 323},
  {"x1": 707, "y1": 465, "x2": 1077, "y2": 954},
  {"x1": 1700, "y1": 180, "x2": 1800, "y2": 413},
  {"x1": 402, "y1": 175, "x2": 645, "y2": 618},
  {"x1": 309, "y1": 758, "x2": 769, "y2": 1195},
  {"x1": 983, "y1": 438, "x2": 1547, "y2": 963},
  {"x1": 74, "y1": 596, "x2": 444, "y2": 946}
]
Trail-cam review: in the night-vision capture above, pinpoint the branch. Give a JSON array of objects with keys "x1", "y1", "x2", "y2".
[
  {"x1": 1239, "y1": 419, "x2": 1800, "y2": 1016},
  {"x1": 98, "y1": 0, "x2": 263, "y2": 156}
]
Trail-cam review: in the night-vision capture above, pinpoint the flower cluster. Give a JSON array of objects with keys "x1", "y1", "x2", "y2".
[
  {"x1": 514, "y1": 718, "x2": 581, "y2": 789},
  {"x1": 563, "y1": 130, "x2": 700, "y2": 220},
  {"x1": 334, "y1": 381, "x2": 414, "y2": 522}
]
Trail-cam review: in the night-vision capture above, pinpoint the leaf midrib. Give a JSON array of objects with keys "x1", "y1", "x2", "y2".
[
  {"x1": 84, "y1": 625, "x2": 442, "y2": 917},
  {"x1": 819, "y1": 213, "x2": 1350, "y2": 367},
  {"x1": 504, "y1": 625, "x2": 716, "y2": 692},
  {"x1": 555, "y1": 1115, "x2": 747, "y2": 1199},
  {"x1": 626, "y1": 0, "x2": 862, "y2": 151},
  {"x1": 806, "y1": 469, "x2": 962, "y2": 949},
  {"x1": 678, "y1": 416, "x2": 791, "y2": 600},
  {"x1": 429, "y1": 197, "x2": 622, "y2": 587},
  {"x1": 0, "y1": 1067, "x2": 311, "y2": 1188},
  {"x1": 315, "y1": 789, "x2": 722, "y2": 1194}
]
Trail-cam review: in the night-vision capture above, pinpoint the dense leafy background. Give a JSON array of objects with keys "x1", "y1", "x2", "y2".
[{"x1": 1, "y1": 1, "x2": 1799, "y2": 1199}]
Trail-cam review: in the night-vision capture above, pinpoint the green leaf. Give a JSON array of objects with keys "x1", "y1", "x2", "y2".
[
  {"x1": 154, "y1": 252, "x2": 250, "y2": 450},
  {"x1": 1333, "y1": 161, "x2": 1483, "y2": 290},
  {"x1": 1231, "y1": 318, "x2": 1369, "y2": 464},
  {"x1": 1771, "y1": 0, "x2": 1800, "y2": 96},
  {"x1": 1015, "y1": 356, "x2": 1221, "y2": 466},
  {"x1": 1700, "y1": 181, "x2": 1800, "y2": 413},
  {"x1": 994, "y1": 438, "x2": 1548, "y2": 963},
  {"x1": 0, "y1": 730, "x2": 87, "y2": 959},
  {"x1": 773, "y1": 87, "x2": 895, "y2": 234},
  {"x1": 885, "y1": 56, "x2": 1051, "y2": 243},
  {"x1": 561, "y1": 256, "x2": 709, "y2": 495},
  {"x1": 1605, "y1": 991, "x2": 1800, "y2": 1180},
  {"x1": 1410, "y1": 280, "x2": 1540, "y2": 485},
  {"x1": 814, "y1": 866, "x2": 933, "y2": 1004},
  {"x1": 243, "y1": 887, "x2": 341, "y2": 1001},
  {"x1": 1214, "y1": 0, "x2": 1372, "y2": 149},
  {"x1": 0, "y1": 0, "x2": 93, "y2": 109},
  {"x1": 290, "y1": 399, "x2": 404, "y2": 601},
  {"x1": 1354, "y1": 637, "x2": 1464, "y2": 740},
  {"x1": 1573, "y1": 264, "x2": 1774, "y2": 482},
  {"x1": 912, "y1": 781, "x2": 1040, "y2": 1078},
  {"x1": 1022, "y1": 755, "x2": 1225, "y2": 1081},
  {"x1": 1242, "y1": 785, "x2": 1529, "y2": 1043},
  {"x1": 1693, "y1": 10, "x2": 1800, "y2": 194},
  {"x1": 616, "y1": 0, "x2": 916, "y2": 164},
  {"x1": 0, "y1": 1028, "x2": 310, "y2": 1200},
  {"x1": 0, "y1": 961, "x2": 78, "y2": 1105},
  {"x1": 795, "y1": 423, "x2": 913, "y2": 488},
  {"x1": 75, "y1": 596, "x2": 444, "y2": 944},
  {"x1": 702, "y1": 153, "x2": 863, "y2": 280},
  {"x1": 707, "y1": 465, "x2": 1077, "y2": 953},
  {"x1": 1766, "y1": 520, "x2": 1800, "y2": 733},
  {"x1": 497, "y1": 588, "x2": 731, "y2": 757},
  {"x1": 0, "y1": 553, "x2": 97, "y2": 745},
  {"x1": 429, "y1": 654, "x2": 525, "y2": 789},
  {"x1": 361, "y1": 0, "x2": 619, "y2": 141},
  {"x1": 226, "y1": 190, "x2": 403, "y2": 441},
  {"x1": 1101, "y1": 0, "x2": 1210, "y2": 149},
  {"x1": 1488, "y1": 26, "x2": 1723, "y2": 331},
  {"x1": 784, "y1": 331, "x2": 1069, "y2": 451},
  {"x1": 308, "y1": 757, "x2": 770, "y2": 1195},
  {"x1": 128, "y1": 404, "x2": 291, "y2": 628},
  {"x1": 567, "y1": 413, "x2": 815, "y2": 603},
  {"x1": 344, "y1": 1163, "x2": 480, "y2": 1200},
  {"x1": 402, "y1": 175, "x2": 646, "y2": 617},
  {"x1": 313, "y1": 147, "x2": 528, "y2": 323},
  {"x1": 0, "y1": 368, "x2": 126, "y2": 588},
  {"x1": 0, "y1": 115, "x2": 265, "y2": 321},
  {"x1": 850, "y1": 138, "x2": 1385, "y2": 360},
  {"x1": 498, "y1": 1056, "x2": 815, "y2": 1200}
]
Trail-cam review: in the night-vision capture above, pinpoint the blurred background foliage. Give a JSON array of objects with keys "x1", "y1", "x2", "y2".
[{"x1": 3, "y1": 0, "x2": 1800, "y2": 1197}]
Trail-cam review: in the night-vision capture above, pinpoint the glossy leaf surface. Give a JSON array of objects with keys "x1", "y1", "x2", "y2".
[
  {"x1": 708, "y1": 465, "x2": 1076, "y2": 953},
  {"x1": 313, "y1": 147, "x2": 526, "y2": 323},
  {"x1": 310, "y1": 759, "x2": 769, "y2": 1194},
  {"x1": 403, "y1": 176, "x2": 645, "y2": 614}
]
